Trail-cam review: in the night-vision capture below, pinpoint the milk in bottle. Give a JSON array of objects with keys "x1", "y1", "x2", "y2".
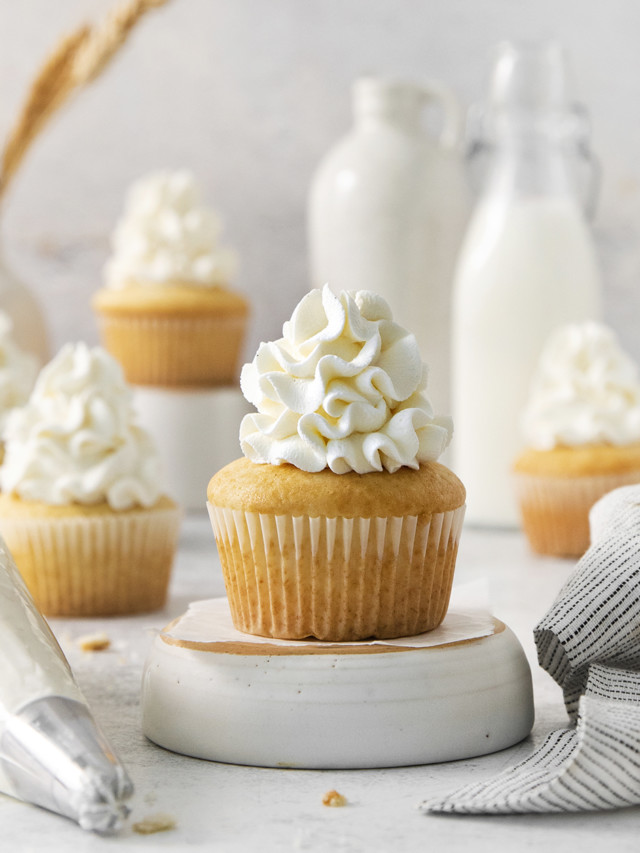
[{"x1": 452, "y1": 41, "x2": 601, "y2": 526}]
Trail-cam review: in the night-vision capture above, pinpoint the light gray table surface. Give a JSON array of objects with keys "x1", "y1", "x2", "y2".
[{"x1": 3, "y1": 512, "x2": 639, "y2": 852}]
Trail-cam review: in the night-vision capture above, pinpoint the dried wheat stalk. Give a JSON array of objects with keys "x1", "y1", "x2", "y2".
[
  {"x1": 0, "y1": 0, "x2": 170, "y2": 201},
  {"x1": 72, "y1": 0, "x2": 169, "y2": 86}
]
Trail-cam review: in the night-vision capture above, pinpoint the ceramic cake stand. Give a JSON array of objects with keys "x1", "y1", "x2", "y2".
[
  {"x1": 142, "y1": 597, "x2": 534, "y2": 769},
  {"x1": 132, "y1": 387, "x2": 250, "y2": 510}
]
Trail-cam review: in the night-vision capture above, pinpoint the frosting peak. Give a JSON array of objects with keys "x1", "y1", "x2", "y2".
[
  {"x1": 522, "y1": 322, "x2": 640, "y2": 449},
  {"x1": 104, "y1": 170, "x2": 237, "y2": 288},
  {"x1": 0, "y1": 343, "x2": 163, "y2": 509},
  {"x1": 240, "y1": 286, "x2": 452, "y2": 473}
]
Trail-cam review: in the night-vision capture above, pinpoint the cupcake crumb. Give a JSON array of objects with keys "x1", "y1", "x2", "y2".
[
  {"x1": 77, "y1": 632, "x2": 111, "y2": 653},
  {"x1": 322, "y1": 789, "x2": 347, "y2": 807},
  {"x1": 132, "y1": 813, "x2": 176, "y2": 834}
]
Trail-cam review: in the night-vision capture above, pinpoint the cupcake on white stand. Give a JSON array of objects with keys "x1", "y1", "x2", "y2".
[
  {"x1": 93, "y1": 171, "x2": 250, "y2": 510},
  {"x1": 141, "y1": 288, "x2": 535, "y2": 770}
]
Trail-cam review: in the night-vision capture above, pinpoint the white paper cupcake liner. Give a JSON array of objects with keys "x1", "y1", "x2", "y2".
[
  {"x1": 514, "y1": 470, "x2": 640, "y2": 557},
  {"x1": 0, "y1": 506, "x2": 182, "y2": 616},
  {"x1": 96, "y1": 313, "x2": 246, "y2": 387},
  {"x1": 207, "y1": 504, "x2": 466, "y2": 641}
]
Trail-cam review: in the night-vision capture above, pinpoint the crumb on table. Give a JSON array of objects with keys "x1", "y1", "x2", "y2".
[
  {"x1": 322, "y1": 789, "x2": 347, "y2": 807},
  {"x1": 132, "y1": 813, "x2": 177, "y2": 834},
  {"x1": 77, "y1": 632, "x2": 111, "y2": 652}
]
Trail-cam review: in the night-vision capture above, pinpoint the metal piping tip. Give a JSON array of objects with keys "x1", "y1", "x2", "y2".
[{"x1": 1, "y1": 696, "x2": 133, "y2": 834}]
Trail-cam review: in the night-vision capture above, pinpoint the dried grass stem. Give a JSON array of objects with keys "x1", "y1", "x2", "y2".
[{"x1": 0, "y1": 0, "x2": 169, "y2": 201}]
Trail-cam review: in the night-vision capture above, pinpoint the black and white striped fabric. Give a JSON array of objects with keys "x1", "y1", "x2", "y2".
[{"x1": 424, "y1": 485, "x2": 640, "y2": 814}]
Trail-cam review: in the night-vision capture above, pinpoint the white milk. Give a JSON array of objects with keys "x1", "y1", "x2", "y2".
[{"x1": 451, "y1": 195, "x2": 601, "y2": 526}]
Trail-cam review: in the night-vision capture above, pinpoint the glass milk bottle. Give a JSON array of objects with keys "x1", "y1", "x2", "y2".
[
  {"x1": 309, "y1": 77, "x2": 469, "y2": 415},
  {"x1": 451, "y1": 41, "x2": 601, "y2": 526}
]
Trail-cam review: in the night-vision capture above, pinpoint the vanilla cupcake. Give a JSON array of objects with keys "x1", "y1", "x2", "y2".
[
  {"x1": 207, "y1": 286, "x2": 466, "y2": 641},
  {"x1": 0, "y1": 343, "x2": 181, "y2": 616},
  {"x1": 93, "y1": 170, "x2": 249, "y2": 387},
  {"x1": 0, "y1": 312, "x2": 38, "y2": 456},
  {"x1": 513, "y1": 322, "x2": 640, "y2": 557}
]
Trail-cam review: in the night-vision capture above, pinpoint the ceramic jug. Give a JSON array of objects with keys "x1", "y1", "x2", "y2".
[{"x1": 308, "y1": 77, "x2": 469, "y2": 415}]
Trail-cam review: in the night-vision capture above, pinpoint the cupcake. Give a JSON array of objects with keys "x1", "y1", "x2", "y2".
[
  {"x1": 513, "y1": 322, "x2": 640, "y2": 557},
  {"x1": 92, "y1": 170, "x2": 249, "y2": 387},
  {"x1": 0, "y1": 342, "x2": 181, "y2": 616},
  {"x1": 0, "y1": 311, "x2": 38, "y2": 459},
  {"x1": 207, "y1": 285, "x2": 466, "y2": 641}
]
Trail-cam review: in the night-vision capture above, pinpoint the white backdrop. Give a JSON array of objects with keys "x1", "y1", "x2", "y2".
[{"x1": 0, "y1": 0, "x2": 638, "y2": 372}]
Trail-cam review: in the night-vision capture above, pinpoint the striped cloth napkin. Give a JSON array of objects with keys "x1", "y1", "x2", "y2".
[{"x1": 423, "y1": 484, "x2": 640, "y2": 814}]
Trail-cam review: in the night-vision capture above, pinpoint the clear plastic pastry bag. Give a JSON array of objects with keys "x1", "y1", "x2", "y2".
[{"x1": 0, "y1": 537, "x2": 133, "y2": 832}]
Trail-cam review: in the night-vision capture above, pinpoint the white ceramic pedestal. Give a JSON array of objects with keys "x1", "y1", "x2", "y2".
[
  {"x1": 141, "y1": 598, "x2": 534, "y2": 769},
  {"x1": 132, "y1": 386, "x2": 249, "y2": 511}
]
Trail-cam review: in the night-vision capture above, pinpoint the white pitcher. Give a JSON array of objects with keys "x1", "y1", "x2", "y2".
[{"x1": 308, "y1": 77, "x2": 469, "y2": 415}]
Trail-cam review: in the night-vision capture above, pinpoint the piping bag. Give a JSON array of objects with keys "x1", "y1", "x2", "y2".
[{"x1": 0, "y1": 537, "x2": 133, "y2": 832}]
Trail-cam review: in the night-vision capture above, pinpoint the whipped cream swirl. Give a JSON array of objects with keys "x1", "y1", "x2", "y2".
[
  {"x1": 0, "y1": 312, "x2": 37, "y2": 434},
  {"x1": 0, "y1": 343, "x2": 163, "y2": 509},
  {"x1": 240, "y1": 286, "x2": 452, "y2": 474},
  {"x1": 522, "y1": 322, "x2": 640, "y2": 449},
  {"x1": 104, "y1": 170, "x2": 237, "y2": 288}
]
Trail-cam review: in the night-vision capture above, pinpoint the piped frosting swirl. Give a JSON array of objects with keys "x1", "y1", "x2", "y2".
[
  {"x1": 104, "y1": 170, "x2": 237, "y2": 288},
  {"x1": 522, "y1": 322, "x2": 640, "y2": 449},
  {"x1": 0, "y1": 343, "x2": 163, "y2": 509},
  {"x1": 240, "y1": 285, "x2": 452, "y2": 474}
]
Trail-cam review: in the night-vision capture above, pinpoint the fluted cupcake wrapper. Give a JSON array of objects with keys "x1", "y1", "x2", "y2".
[
  {"x1": 0, "y1": 508, "x2": 182, "y2": 617},
  {"x1": 207, "y1": 504, "x2": 466, "y2": 641},
  {"x1": 514, "y1": 470, "x2": 640, "y2": 558},
  {"x1": 95, "y1": 313, "x2": 247, "y2": 387}
]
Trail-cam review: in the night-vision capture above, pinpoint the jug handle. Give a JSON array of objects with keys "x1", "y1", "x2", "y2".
[{"x1": 420, "y1": 80, "x2": 463, "y2": 150}]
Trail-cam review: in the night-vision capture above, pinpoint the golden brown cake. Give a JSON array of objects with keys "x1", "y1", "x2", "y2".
[
  {"x1": 514, "y1": 443, "x2": 640, "y2": 557},
  {"x1": 513, "y1": 322, "x2": 640, "y2": 558},
  {"x1": 93, "y1": 170, "x2": 248, "y2": 387},
  {"x1": 208, "y1": 458, "x2": 465, "y2": 641},
  {"x1": 93, "y1": 283, "x2": 249, "y2": 387},
  {"x1": 207, "y1": 286, "x2": 466, "y2": 641},
  {"x1": 0, "y1": 342, "x2": 181, "y2": 616},
  {"x1": 0, "y1": 493, "x2": 179, "y2": 617}
]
